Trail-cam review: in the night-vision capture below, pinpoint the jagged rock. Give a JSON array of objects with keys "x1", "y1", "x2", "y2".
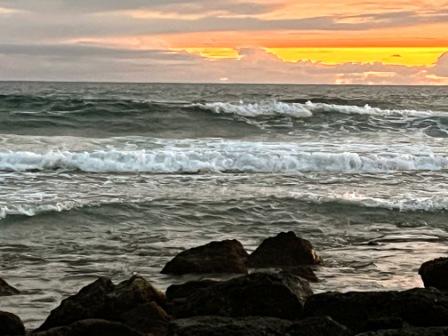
[
  {"x1": 161, "y1": 240, "x2": 249, "y2": 275},
  {"x1": 0, "y1": 311, "x2": 25, "y2": 336},
  {"x1": 248, "y1": 232, "x2": 321, "y2": 268},
  {"x1": 0, "y1": 278, "x2": 20, "y2": 296},
  {"x1": 419, "y1": 258, "x2": 448, "y2": 291},
  {"x1": 357, "y1": 327, "x2": 448, "y2": 335},
  {"x1": 31, "y1": 319, "x2": 143, "y2": 336},
  {"x1": 36, "y1": 276, "x2": 168, "y2": 335},
  {"x1": 172, "y1": 272, "x2": 312, "y2": 319},
  {"x1": 167, "y1": 316, "x2": 351, "y2": 336},
  {"x1": 305, "y1": 288, "x2": 448, "y2": 333}
]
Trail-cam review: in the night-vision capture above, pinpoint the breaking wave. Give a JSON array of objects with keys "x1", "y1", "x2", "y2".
[
  {"x1": 194, "y1": 101, "x2": 438, "y2": 119},
  {"x1": 1, "y1": 145, "x2": 447, "y2": 173}
]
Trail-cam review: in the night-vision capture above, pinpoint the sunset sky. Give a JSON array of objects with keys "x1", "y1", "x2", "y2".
[{"x1": 0, "y1": 0, "x2": 447, "y2": 84}]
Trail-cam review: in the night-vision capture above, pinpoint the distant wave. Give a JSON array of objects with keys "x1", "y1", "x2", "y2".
[
  {"x1": 194, "y1": 101, "x2": 437, "y2": 119},
  {"x1": 1, "y1": 145, "x2": 447, "y2": 173},
  {"x1": 0, "y1": 201, "x2": 85, "y2": 220}
]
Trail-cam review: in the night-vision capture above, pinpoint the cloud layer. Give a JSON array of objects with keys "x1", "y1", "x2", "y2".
[{"x1": 0, "y1": 0, "x2": 447, "y2": 83}]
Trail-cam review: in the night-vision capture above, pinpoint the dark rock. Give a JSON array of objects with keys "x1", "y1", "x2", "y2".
[
  {"x1": 173, "y1": 272, "x2": 312, "y2": 319},
  {"x1": 161, "y1": 240, "x2": 249, "y2": 275},
  {"x1": 363, "y1": 317, "x2": 405, "y2": 332},
  {"x1": 166, "y1": 280, "x2": 220, "y2": 302},
  {"x1": 120, "y1": 302, "x2": 170, "y2": 336},
  {"x1": 0, "y1": 311, "x2": 25, "y2": 336},
  {"x1": 419, "y1": 258, "x2": 448, "y2": 291},
  {"x1": 357, "y1": 327, "x2": 448, "y2": 335},
  {"x1": 37, "y1": 276, "x2": 168, "y2": 335},
  {"x1": 0, "y1": 278, "x2": 20, "y2": 296},
  {"x1": 286, "y1": 316, "x2": 352, "y2": 336},
  {"x1": 167, "y1": 316, "x2": 292, "y2": 336},
  {"x1": 37, "y1": 277, "x2": 115, "y2": 331},
  {"x1": 31, "y1": 319, "x2": 143, "y2": 336},
  {"x1": 167, "y1": 316, "x2": 351, "y2": 336},
  {"x1": 305, "y1": 288, "x2": 448, "y2": 333},
  {"x1": 281, "y1": 267, "x2": 319, "y2": 282},
  {"x1": 248, "y1": 232, "x2": 321, "y2": 268}
]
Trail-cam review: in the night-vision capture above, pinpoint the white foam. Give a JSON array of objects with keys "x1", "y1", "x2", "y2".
[
  {"x1": 0, "y1": 143, "x2": 447, "y2": 173},
  {"x1": 195, "y1": 100, "x2": 437, "y2": 119},
  {"x1": 0, "y1": 201, "x2": 83, "y2": 220}
]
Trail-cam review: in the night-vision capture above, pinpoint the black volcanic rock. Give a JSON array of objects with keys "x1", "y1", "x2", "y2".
[
  {"x1": 248, "y1": 232, "x2": 321, "y2": 268},
  {"x1": 0, "y1": 278, "x2": 20, "y2": 296},
  {"x1": 419, "y1": 258, "x2": 448, "y2": 291},
  {"x1": 161, "y1": 240, "x2": 249, "y2": 275},
  {"x1": 172, "y1": 272, "x2": 312, "y2": 319},
  {"x1": 305, "y1": 288, "x2": 448, "y2": 333},
  {"x1": 0, "y1": 311, "x2": 25, "y2": 336},
  {"x1": 167, "y1": 316, "x2": 351, "y2": 336},
  {"x1": 31, "y1": 319, "x2": 143, "y2": 336},
  {"x1": 36, "y1": 276, "x2": 169, "y2": 335}
]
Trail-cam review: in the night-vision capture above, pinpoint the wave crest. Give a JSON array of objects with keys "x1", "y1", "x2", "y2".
[
  {"x1": 0, "y1": 145, "x2": 447, "y2": 173},
  {"x1": 194, "y1": 101, "x2": 436, "y2": 119}
]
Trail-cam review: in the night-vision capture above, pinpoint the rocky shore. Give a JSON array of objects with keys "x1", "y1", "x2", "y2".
[{"x1": 1, "y1": 231, "x2": 448, "y2": 336}]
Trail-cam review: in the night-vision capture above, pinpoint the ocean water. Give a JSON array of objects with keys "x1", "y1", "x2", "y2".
[{"x1": 1, "y1": 82, "x2": 448, "y2": 327}]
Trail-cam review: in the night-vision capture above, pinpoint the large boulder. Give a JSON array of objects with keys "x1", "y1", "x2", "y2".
[
  {"x1": 161, "y1": 240, "x2": 249, "y2": 275},
  {"x1": 0, "y1": 278, "x2": 20, "y2": 296},
  {"x1": 172, "y1": 272, "x2": 312, "y2": 319},
  {"x1": 419, "y1": 258, "x2": 448, "y2": 291},
  {"x1": 31, "y1": 319, "x2": 143, "y2": 336},
  {"x1": 36, "y1": 276, "x2": 169, "y2": 335},
  {"x1": 248, "y1": 232, "x2": 321, "y2": 268},
  {"x1": 0, "y1": 311, "x2": 25, "y2": 336},
  {"x1": 167, "y1": 316, "x2": 351, "y2": 336},
  {"x1": 305, "y1": 288, "x2": 448, "y2": 333},
  {"x1": 357, "y1": 327, "x2": 448, "y2": 336}
]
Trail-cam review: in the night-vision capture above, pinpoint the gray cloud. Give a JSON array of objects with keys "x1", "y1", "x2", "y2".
[{"x1": 0, "y1": 0, "x2": 276, "y2": 15}]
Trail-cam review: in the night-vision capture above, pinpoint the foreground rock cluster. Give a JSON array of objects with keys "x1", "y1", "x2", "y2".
[{"x1": 2, "y1": 231, "x2": 448, "y2": 336}]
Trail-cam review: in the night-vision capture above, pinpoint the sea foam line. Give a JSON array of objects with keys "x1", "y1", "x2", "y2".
[{"x1": 0, "y1": 147, "x2": 447, "y2": 173}]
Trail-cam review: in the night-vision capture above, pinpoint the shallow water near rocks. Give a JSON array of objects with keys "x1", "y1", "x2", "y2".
[{"x1": 1, "y1": 82, "x2": 448, "y2": 328}]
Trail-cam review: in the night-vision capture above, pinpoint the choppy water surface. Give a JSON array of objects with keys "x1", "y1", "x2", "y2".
[{"x1": 1, "y1": 82, "x2": 448, "y2": 327}]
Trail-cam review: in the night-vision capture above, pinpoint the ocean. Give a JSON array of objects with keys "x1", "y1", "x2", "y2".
[{"x1": 1, "y1": 82, "x2": 448, "y2": 327}]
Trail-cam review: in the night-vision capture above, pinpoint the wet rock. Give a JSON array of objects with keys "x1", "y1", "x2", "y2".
[
  {"x1": 0, "y1": 311, "x2": 25, "y2": 336},
  {"x1": 173, "y1": 272, "x2": 312, "y2": 319},
  {"x1": 31, "y1": 319, "x2": 143, "y2": 336},
  {"x1": 0, "y1": 278, "x2": 20, "y2": 296},
  {"x1": 168, "y1": 316, "x2": 351, "y2": 336},
  {"x1": 305, "y1": 288, "x2": 448, "y2": 333},
  {"x1": 419, "y1": 258, "x2": 448, "y2": 291},
  {"x1": 37, "y1": 276, "x2": 168, "y2": 335},
  {"x1": 166, "y1": 280, "x2": 220, "y2": 302},
  {"x1": 281, "y1": 267, "x2": 319, "y2": 282},
  {"x1": 356, "y1": 327, "x2": 448, "y2": 336},
  {"x1": 161, "y1": 240, "x2": 249, "y2": 275},
  {"x1": 248, "y1": 232, "x2": 321, "y2": 268}
]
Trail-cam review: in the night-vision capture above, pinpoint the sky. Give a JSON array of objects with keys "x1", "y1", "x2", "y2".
[{"x1": 0, "y1": 0, "x2": 447, "y2": 84}]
